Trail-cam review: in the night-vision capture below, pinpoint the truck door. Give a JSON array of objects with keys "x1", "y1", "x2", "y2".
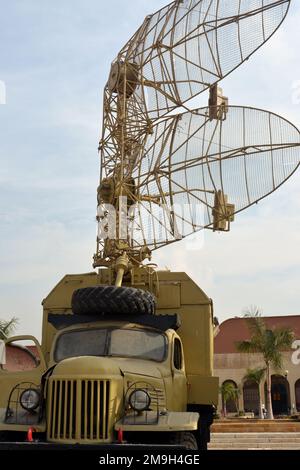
[
  {"x1": 0, "y1": 335, "x2": 46, "y2": 429},
  {"x1": 171, "y1": 337, "x2": 187, "y2": 411}
]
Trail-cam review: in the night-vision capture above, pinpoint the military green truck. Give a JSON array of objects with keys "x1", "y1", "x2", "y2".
[
  {"x1": 0, "y1": 267, "x2": 217, "y2": 450},
  {"x1": 1, "y1": 0, "x2": 299, "y2": 453}
]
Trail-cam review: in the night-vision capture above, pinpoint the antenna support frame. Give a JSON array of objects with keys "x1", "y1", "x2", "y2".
[{"x1": 114, "y1": 253, "x2": 130, "y2": 287}]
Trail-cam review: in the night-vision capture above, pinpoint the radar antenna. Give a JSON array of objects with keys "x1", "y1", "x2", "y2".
[{"x1": 94, "y1": 0, "x2": 299, "y2": 287}]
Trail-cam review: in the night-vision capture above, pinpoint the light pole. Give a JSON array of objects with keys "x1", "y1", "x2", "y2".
[{"x1": 284, "y1": 370, "x2": 291, "y2": 415}]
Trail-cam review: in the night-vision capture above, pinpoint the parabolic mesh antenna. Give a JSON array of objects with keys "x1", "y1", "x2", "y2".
[{"x1": 94, "y1": 0, "x2": 300, "y2": 275}]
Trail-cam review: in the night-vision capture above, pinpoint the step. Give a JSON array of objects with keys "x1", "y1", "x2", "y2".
[
  {"x1": 208, "y1": 443, "x2": 300, "y2": 450},
  {"x1": 210, "y1": 439, "x2": 300, "y2": 444},
  {"x1": 211, "y1": 424, "x2": 300, "y2": 433},
  {"x1": 211, "y1": 437, "x2": 300, "y2": 444},
  {"x1": 209, "y1": 446, "x2": 300, "y2": 450},
  {"x1": 212, "y1": 420, "x2": 300, "y2": 431},
  {"x1": 210, "y1": 432, "x2": 300, "y2": 441},
  {"x1": 208, "y1": 432, "x2": 300, "y2": 450}
]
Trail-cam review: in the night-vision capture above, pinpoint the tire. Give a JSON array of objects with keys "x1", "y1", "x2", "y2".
[
  {"x1": 199, "y1": 413, "x2": 210, "y2": 450},
  {"x1": 187, "y1": 404, "x2": 214, "y2": 450},
  {"x1": 71, "y1": 286, "x2": 156, "y2": 316},
  {"x1": 169, "y1": 432, "x2": 198, "y2": 450},
  {"x1": 199, "y1": 425, "x2": 209, "y2": 451}
]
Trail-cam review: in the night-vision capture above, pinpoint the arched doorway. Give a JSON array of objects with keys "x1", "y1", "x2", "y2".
[
  {"x1": 243, "y1": 380, "x2": 260, "y2": 415},
  {"x1": 221, "y1": 380, "x2": 239, "y2": 414},
  {"x1": 266, "y1": 375, "x2": 291, "y2": 415},
  {"x1": 295, "y1": 379, "x2": 300, "y2": 412}
]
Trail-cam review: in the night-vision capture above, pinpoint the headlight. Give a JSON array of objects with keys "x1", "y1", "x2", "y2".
[
  {"x1": 129, "y1": 389, "x2": 151, "y2": 412},
  {"x1": 20, "y1": 389, "x2": 40, "y2": 411}
]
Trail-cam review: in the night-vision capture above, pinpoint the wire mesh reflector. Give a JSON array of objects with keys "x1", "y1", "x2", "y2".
[
  {"x1": 129, "y1": 106, "x2": 300, "y2": 249},
  {"x1": 119, "y1": 0, "x2": 290, "y2": 117}
]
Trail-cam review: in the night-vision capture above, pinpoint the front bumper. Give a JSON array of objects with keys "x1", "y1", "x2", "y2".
[{"x1": 0, "y1": 441, "x2": 186, "y2": 450}]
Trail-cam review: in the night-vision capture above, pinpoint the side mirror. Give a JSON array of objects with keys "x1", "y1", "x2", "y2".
[{"x1": 0, "y1": 336, "x2": 46, "y2": 372}]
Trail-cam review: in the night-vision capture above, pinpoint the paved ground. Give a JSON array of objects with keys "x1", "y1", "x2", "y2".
[{"x1": 208, "y1": 432, "x2": 300, "y2": 450}]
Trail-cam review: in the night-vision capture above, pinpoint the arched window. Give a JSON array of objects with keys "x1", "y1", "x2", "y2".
[
  {"x1": 221, "y1": 380, "x2": 238, "y2": 414},
  {"x1": 264, "y1": 375, "x2": 291, "y2": 416}
]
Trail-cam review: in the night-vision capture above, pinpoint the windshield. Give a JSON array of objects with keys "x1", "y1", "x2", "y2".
[{"x1": 54, "y1": 328, "x2": 167, "y2": 363}]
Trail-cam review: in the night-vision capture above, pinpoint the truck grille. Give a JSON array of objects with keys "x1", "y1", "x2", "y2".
[
  {"x1": 148, "y1": 388, "x2": 166, "y2": 410},
  {"x1": 47, "y1": 379, "x2": 110, "y2": 442}
]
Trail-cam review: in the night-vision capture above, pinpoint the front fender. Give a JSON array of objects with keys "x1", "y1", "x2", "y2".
[{"x1": 115, "y1": 411, "x2": 199, "y2": 432}]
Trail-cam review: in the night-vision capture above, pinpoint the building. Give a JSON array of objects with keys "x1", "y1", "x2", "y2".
[
  {"x1": 1, "y1": 344, "x2": 38, "y2": 371},
  {"x1": 214, "y1": 315, "x2": 300, "y2": 416}
]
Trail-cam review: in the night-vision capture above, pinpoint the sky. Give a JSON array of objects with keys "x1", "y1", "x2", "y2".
[{"x1": 0, "y1": 0, "x2": 300, "y2": 340}]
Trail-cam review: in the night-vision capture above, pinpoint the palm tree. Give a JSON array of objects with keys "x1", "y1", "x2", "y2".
[
  {"x1": 236, "y1": 313, "x2": 294, "y2": 419},
  {"x1": 220, "y1": 381, "x2": 240, "y2": 417},
  {"x1": 243, "y1": 368, "x2": 265, "y2": 419},
  {"x1": 242, "y1": 305, "x2": 261, "y2": 318},
  {"x1": 0, "y1": 317, "x2": 18, "y2": 340}
]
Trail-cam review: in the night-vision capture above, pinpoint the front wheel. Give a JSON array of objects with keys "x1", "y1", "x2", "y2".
[{"x1": 169, "y1": 432, "x2": 198, "y2": 450}]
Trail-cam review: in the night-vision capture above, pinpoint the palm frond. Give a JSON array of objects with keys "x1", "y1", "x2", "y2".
[
  {"x1": 0, "y1": 317, "x2": 18, "y2": 339},
  {"x1": 243, "y1": 367, "x2": 265, "y2": 384},
  {"x1": 274, "y1": 327, "x2": 294, "y2": 350},
  {"x1": 220, "y1": 382, "x2": 240, "y2": 401},
  {"x1": 239, "y1": 314, "x2": 295, "y2": 376},
  {"x1": 242, "y1": 305, "x2": 262, "y2": 318},
  {"x1": 236, "y1": 340, "x2": 259, "y2": 353},
  {"x1": 271, "y1": 350, "x2": 283, "y2": 371},
  {"x1": 244, "y1": 315, "x2": 266, "y2": 339}
]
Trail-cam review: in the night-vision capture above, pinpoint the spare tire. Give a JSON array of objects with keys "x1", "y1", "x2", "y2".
[{"x1": 71, "y1": 286, "x2": 156, "y2": 316}]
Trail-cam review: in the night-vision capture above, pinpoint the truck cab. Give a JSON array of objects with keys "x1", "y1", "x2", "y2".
[{"x1": 0, "y1": 269, "x2": 219, "y2": 449}]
